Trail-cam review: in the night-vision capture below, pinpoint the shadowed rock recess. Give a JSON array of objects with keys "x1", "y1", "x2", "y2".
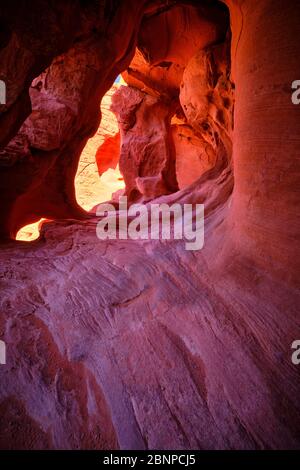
[{"x1": 0, "y1": 0, "x2": 299, "y2": 450}]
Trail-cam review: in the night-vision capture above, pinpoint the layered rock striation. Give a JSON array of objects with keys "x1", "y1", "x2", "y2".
[{"x1": 0, "y1": 0, "x2": 299, "y2": 450}]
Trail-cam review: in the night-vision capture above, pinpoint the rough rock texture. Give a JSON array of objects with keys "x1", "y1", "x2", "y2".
[
  {"x1": 115, "y1": 0, "x2": 233, "y2": 199},
  {"x1": 0, "y1": 0, "x2": 300, "y2": 451},
  {"x1": 180, "y1": 40, "x2": 233, "y2": 150},
  {"x1": 111, "y1": 86, "x2": 178, "y2": 201},
  {"x1": 172, "y1": 123, "x2": 217, "y2": 189},
  {"x1": 123, "y1": 49, "x2": 185, "y2": 100},
  {"x1": 0, "y1": 0, "x2": 147, "y2": 238},
  {"x1": 138, "y1": 2, "x2": 229, "y2": 66}
]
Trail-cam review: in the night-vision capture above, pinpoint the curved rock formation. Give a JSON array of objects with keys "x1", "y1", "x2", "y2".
[
  {"x1": 111, "y1": 85, "x2": 178, "y2": 201},
  {"x1": 138, "y1": 2, "x2": 229, "y2": 66},
  {"x1": 0, "y1": 0, "x2": 299, "y2": 451},
  {"x1": 75, "y1": 83, "x2": 122, "y2": 211},
  {"x1": 0, "y1": 0, "x2": 147, "y2": 239}
]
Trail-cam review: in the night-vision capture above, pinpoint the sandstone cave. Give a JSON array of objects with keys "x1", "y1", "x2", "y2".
[{"x1": 0, "y1": 0, "x2": 299, "y2": 451}]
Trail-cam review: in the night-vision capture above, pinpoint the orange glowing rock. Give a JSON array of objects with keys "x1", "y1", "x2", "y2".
[
  {"x1": 75, "y1": 82, "x2": 124, "y2": 211},
  {"x1": 16, "y1": 218, "x2": 46, "y2": 242}
]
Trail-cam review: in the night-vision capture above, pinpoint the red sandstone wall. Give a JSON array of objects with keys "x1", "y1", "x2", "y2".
[
  {"x1": 0, "y1": 0, "x2": 299, "y2": 451},
  {"x1": 224, "y1": 0, "x2": 300, "y2": 285},
  {"x1": 0, "y1": 0, "x2": 147, "y2": 238}
]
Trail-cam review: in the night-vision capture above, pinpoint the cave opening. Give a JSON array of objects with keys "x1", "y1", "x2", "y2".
[
  {"x1": 15, "y1": 0, "x2": 232, "y2": 242},
  {"x1": 86, "y1": 0, "x2": 233, "y2": 209},
  {"x1": 16, "y1": 77, "x2": 126, "y2": 242},
  {"x1": 1, "y1": 0, "x2": 299, "y2": 453},
  {"x1": 74, "y1": 75, "x2": 125, "y2": 212}
]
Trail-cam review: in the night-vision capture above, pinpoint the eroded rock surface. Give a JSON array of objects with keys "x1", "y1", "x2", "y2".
[
  {"x1": 111, "y1": 86, "x2": 178, "y2": 201},
  {"x1": 0, "y1": 0, "x2": 147, "y2": 238},
  {"x1": 0, "y1": 0, "x2": 299, "y2": 451}
]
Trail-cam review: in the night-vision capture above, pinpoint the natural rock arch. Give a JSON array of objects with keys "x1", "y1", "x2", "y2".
[{"x1": 0, "y1": 0, "x2": 299, "y2": 450}]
